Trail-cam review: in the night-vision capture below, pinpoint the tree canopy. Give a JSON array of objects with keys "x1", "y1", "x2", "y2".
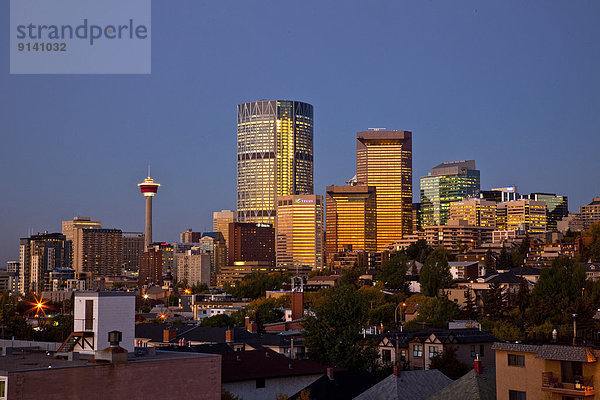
[
  {"x1": 419, "y1": 247, "x2": 453, "y2": 297},
  {"x1": 377, "y1": 253, "x2": 409, "y2": 292}
]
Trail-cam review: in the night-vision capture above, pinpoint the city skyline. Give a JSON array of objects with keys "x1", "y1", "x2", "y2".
[{"x1": 2, "y1": 1, "x2": 600, "y2": 265}]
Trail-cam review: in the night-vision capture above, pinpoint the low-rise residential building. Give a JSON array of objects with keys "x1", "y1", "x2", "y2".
[{"x1": 493, "y1": 342, "x2": 599, "y2": 400}]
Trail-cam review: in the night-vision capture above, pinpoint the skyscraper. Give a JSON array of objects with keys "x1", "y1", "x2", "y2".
[
  {"x1": 62, "y1": 216, "x2": 102, "y2": 268},
  {"x1": 356, "y1": 130, "x2": 412, "y2": 250},
  {"x1": 325, "y1": 184, "x2": 377, "y2": 259},
  {"x1": 276, "y1": 194, "x2": 324, "y2": 272},
  {"x1": 420, "y1": 160, "x2": 480, "y2": 227},
  {"x1": 19, "y1": 233, "x2": 71, "y2": 294},
  {"x1": 213, "y1": 209, "x2": 237, "y2": 254},
  {"x1": 237, "y1": 100, "x2": 313, "y2": 225},
  {"x1": 74, "y1": 229, "x2": 123, "y2": 277},
  {"x1": 523, "y1": 193, "x2": 568, "y2": 231}
]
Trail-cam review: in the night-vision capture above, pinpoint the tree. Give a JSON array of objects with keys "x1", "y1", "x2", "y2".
[
  {"x1": 377, "y1": 253, "x2": 409, "y2": 292},
  {"x1": 226, "y1": 272, "x2": 291, "y2": 299},
  {"x1": 484, "y1": 249, "x2": 496, "y2": 273},
  {"x1": 429, "y1": 346, "x2": 469, "y2": 379},
  {"x1": 419, "y1": 247, "x2": 453, "y2": 297},
  {"x1": 513, "y1": 278, "x2": 530, "y2": 313},
  {"x1": 483, "y1": 280, "x2": 506, "y2": 320},
  {"x1": 581, "y1": 222, "x2": 600, "y2": 262},
  {"x1": 462, "y1": 288, "x2": 478, "y2": 321},
  {"x1": 405, "y1": 240, "x2": 432, "y2": 263},
  {"x1": 201, "y1": 314, "x2": 235, "y2": 327},
  {"x1": 410, "y1": 296, "x2": 459, "y2": 328},
  {"x1": 528, "y1": 256, "x2": 587, "y2": 325},
  {"x1": 231, "y1": 297, "x2": 284, "y2": 331},
  {"x1": 303, "y1": 285, "x2": 377, "y2": 371},
  {"x1": 497, "y1": 247, "x2": 513, "y2": 269}
]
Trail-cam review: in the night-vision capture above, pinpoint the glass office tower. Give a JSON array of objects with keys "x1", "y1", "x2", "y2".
[
  {"x1": 420, "y1": 160, "x2": 480, "y2": 227},
  {"x1": 237, "y1": 100, "x2": 313, "y2": 224},
  {"x1": 356, "y1": 130, "x2": 412, "y2": 250}
]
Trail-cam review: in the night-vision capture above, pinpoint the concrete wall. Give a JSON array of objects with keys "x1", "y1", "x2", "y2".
[
  {"x1": 495, "y1": 350, "x2": 546, "y2": 400},
  {"x1": 0, "y1": 339, "x2": 61, "y2": 352},
  {"x1": 6, "y1": 354, "x2": 220, "y2": 400},
  {"x1": 224, "y1": 374, "x2": 323, "y2": 400}
]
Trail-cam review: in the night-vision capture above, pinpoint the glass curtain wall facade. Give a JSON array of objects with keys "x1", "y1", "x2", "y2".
[
  {"x1": 523, "y1": 193, "x2": 568, "y2": 231},
  {"x1": 325, "y1": 185, "x2": 377, "y2": 257},
  {"x1": 420, "y1": 160, "x2": 480, "y2": 227},
  {"x1": 237, "y1": 100, "x2": 313, "y2": 225},
  {"x1": 356, "y1": 131, "x2": 412, "y2": 250},
  {"x1": 276, "y1": 195, "x2": 323, "y2": 272}
]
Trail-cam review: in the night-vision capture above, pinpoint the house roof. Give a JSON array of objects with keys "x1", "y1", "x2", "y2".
[
  {"x1": 536, "y1": 345, "x2": 597, "y2": 363},
  {"x1": 221, "y1": 349, "x2": 327, "y2": 382},
  {"x1": 135, "y1": 323, "x2": 194, "y2": 342},
  {"x1": 353, "y1": 370, "x2": 452, "y2": 400},
  {"x1": 380, "y1": 329, "x2": 496, "y2": 348},
  {"x1": 290, "y1": 370, "x2": 378, "y2": 400},
  {"x1": 426, "y1": 368, "x2": 496, "y2": 400},
  {"x1": 492, "y1": 343, "x2": 597, "y2": 363},
  {"x1": 510, "y1": 266, "x2": 541, "y2": 276}
]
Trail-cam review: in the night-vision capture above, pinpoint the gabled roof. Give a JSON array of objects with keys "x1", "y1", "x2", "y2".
[
  {"x1": 427, "y1": 368, "x2": 496, "y2": 400},
  {"x1": 222, "y1": 349, "x2": 327, "y2": 382},
  {"x1": 536, "y1": 345, "x2": 597, "y2": 363},
  {"x1": 135, "y1": 323, "x2": 194, "y2": 342},
  {"x1": 511, "y1": 266, "x2": 541, "y2": 276},
  {"x1": 353, "y1": 370, "x2": 452, "y2": 400}
]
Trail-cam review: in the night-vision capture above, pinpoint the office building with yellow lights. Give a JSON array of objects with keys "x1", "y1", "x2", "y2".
[
  {"x1": 449, "y1": 198, "x2": 497, "y2": 228},
  {"x1": 420, "y1": 160, "x2": 480, "y2": 227},
  {"x1": 499, "y1": 199, "x2": 547, "y2": 233},
  {"x1": 237, "y1": 100, "x2": 313, "y2": 225},
  {"x1": 325, "y1": 184, "x2": 377, "y2": 260},
  {"x1": 356, "y1": 130, "x2": 412, "y2": 250},
  {"x1": 580, "y1": 197, "x2": 600, "y2": 230},
  {"x1": 276, "y1": 194, "x2": 323, "y2": 272}
]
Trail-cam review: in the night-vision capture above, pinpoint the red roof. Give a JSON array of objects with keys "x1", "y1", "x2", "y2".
[{"x1": 221, "y1": 349, "x2": 327, "y2": 382}]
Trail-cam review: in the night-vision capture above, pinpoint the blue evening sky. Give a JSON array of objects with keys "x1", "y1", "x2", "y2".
[{"x1": 1, "y1": 1, "x2": 599, "y2": 265}]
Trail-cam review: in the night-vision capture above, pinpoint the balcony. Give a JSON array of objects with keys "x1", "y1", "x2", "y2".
[{"x1": 542, "y1": 372, "x2": 595, "y2": 397}]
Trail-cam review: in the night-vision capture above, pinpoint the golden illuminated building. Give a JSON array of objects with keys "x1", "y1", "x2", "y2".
[
  {"x1": 237, "y1": 100, "x2": 313, "y2": 225},
  {"x1": 356, "y1": 130, "x2": 412, "y2": 250},
  {"x1": 62, "y1": 217, "x2": 102, "y2": 268},
  {"x1": 325, "y1": 185, "x2": 376, "y2": 260},
  {"x1": 276, "y1": 194, "x2": 323, "y2": 272},
  {"x1": 450, "y1": 198, "x2": 497, "y2": 228},
  {"x1": 504, "y1": 199, "x2": 547, "y2": 233},
  {"x1": 212, "y1": 209, "x2": 237, "y2": 255}
]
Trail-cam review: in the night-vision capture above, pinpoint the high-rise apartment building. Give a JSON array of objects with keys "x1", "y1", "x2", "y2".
[
  {"x1": 357, "y1": 130, "x2": 412, "y2": 249},
  {"x1": 138, "y1": 248, "x2": 162, "y2": 287},
  {"x1": 175, "y1": 250, "x2": 211, "y2": 287},
  {"x1": 122, "y1": 232, "x2": 144, "y2": 272},
  {"x1": 325, "y1": 185, "x2": 377, "y2": 259},
  {"x1": 523, "y1": 193, "x2": 568, "y2": 231},
  {"x1": 579, "y1": 197, "x2": 600, "y2": 230},
  {"x1": 19, "y1": 233, "x2": 71, "y2": 294},
  {"x1": 213, "y1": 209, "x2": 237, "y2": 255},
  {"x1": 420, "y1": 160, "x2": 480, "y2": 227},
  {"x1": 237, "y1": 100, "x2": 313, "y2": 225},
  {"x1": 199, "y1": 232, "x2": 228, "y2": 278},
  {"x1": 180, "y1": 229, "x2": 202, "y2": 244},
  {"x1": 449, "y1": 198, "x2": 497, "y2": 228},
  {"x1": 62, "y1": 217, "x2": 102, "y2": 268},
  {"x1": 228, "y1": 222, "x2": 275, "y2": 266},
  {"x1": 276, "y1": 194, "x2": 324, "y2": 272},
  {"x1": 74, "y1": 229, "x2": 123, "y2": 277},
  {"x1": 490, "y1": 186, "x2": 519, "y2": 202},
  {"x1": 501, "y1": 199, "x2": 547, "y2": 233}
]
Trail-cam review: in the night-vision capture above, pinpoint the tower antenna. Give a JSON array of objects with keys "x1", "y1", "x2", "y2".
[{"x1": 148, "y1": 164, "x2": 151, "y2": 178}]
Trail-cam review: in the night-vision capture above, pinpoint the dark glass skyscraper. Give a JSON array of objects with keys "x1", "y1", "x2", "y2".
[{"x1": 237, "y1": 100, "x2": 313, "y2": 224}]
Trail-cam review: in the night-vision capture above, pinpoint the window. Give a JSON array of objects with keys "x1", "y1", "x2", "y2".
[
  {"x1": 429, "y1": 346, "x2": 439, "y2": 359},
  {"x1": 508, "y1": 354, "x2": 525, "y2": 367},
  {"x1": 561, "y1": 361, "x2": 583, "y2": 384},
  {"x1": 480, "y1": 345, "x2": 485, "y2": 357},
  {"x1": 255, "y1": 378, "x2": 265, "y2": 388},
  {"x1": 85, "y1": 299, "x2": 93, "y2": 331},
  {"x1": 400, "y1": 350, "x2": 406, "y2": 362},
  {"x1": 508, "y1": 390, "x2": 526, "y2": 400},
  {"x1": 413, "y1": 344, "x2": 423, "y2": 357},
  {"x1": 379, "y1": 349, "x2": 390, "y2": 363},
  {"x1": 471, "y1": 345, "x2": 476, "y2": 358},
  {"x1": 0, "y1": 379, "x2": 5, "y2": 399}
]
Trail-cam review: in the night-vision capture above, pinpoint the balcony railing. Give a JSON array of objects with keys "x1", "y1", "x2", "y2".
[{"x1": 542, "y1": 372, "x2": 595, "y2": 397}]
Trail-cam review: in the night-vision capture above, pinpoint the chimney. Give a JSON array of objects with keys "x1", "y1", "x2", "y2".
[
  {"x1": 474, "y1": 355, "x2": 482, "y2": 374},
  {"x1": 225, "y1": 329, "x2": 234, "y2": 343},
  {"x1": 327, "y1": 367, "x2": 335, "y2": 381},
  {"x1": 393, "y1": 364, "x2": 401, "y2": 376},
  {"x1": 163, "y1": 329, "x2": 177, "y2": 343},
  {"x1": 245, "y1": 316, "x2": 251, "y2": 330},
  {"x1": 291, "y1": 291, "x2": 304, "y2": 321}
]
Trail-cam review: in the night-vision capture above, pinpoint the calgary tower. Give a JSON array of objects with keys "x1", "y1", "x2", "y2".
[{"x1": 138, "y1": 167, "x2": 160, "y2": 249}]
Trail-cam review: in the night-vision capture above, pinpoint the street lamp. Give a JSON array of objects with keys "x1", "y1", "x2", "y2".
[{"x1": 395, "y1": 303, "x2": 407, "y2": 328}]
